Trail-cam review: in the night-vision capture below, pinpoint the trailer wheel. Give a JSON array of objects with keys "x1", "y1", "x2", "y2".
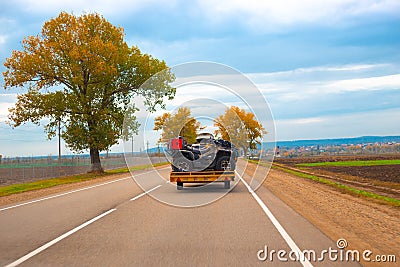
[
  {"x1": 177, "y1": 182, "x2": 183, "y2": 190},
  {"x1": 224, "y1": 180, "x2": 230, "y2": 189}
]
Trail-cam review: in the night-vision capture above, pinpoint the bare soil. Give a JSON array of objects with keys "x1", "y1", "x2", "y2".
[
  {"x1": 253, "y1": 165, "x2": 400, "y2": 267},
  {"x1": 275, "y1": 154, "x2": 400, "y2": 189},
  {"x1": 312, "y1": 165, "x2": 400, "y2": 183}
]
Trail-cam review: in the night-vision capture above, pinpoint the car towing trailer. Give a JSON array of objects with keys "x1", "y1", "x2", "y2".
[{"x1": 170, "y1": 171, "x2": 235, "y2": 190}]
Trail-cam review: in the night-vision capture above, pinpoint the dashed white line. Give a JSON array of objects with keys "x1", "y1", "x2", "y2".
[
  {"x1": 130, "y1": 185, "x2": 162, "y2": 201},
  {"x1": 4, "y1": 208, "x2": 116, "y2": 267},
  {"x1": 236, "y1": 171, "x2": 313, "y2": 267},
  {"x1": 4, "y1": 183, "x2": 163, "y2": 267},
  {"x1": 1, "y1": 167, "x2": 170, "y2": 212}
]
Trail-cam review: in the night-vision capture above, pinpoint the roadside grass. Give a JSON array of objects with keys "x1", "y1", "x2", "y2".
[
  {"x1": 106, "y1": 162, "x2": 168, "y2": 174},
  {"x1": 296, "y1": 159, "x2": 400, "y2": 167},
  {"x1": 0, "y1": 162, "x2": 169, "y2": 197}
]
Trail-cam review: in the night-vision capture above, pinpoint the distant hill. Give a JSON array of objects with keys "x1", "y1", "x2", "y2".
[{"x1": 267, "y1": 136, "x2": 400, "y2": 149}]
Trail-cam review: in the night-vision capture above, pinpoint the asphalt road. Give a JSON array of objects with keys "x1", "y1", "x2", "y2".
[{"x1": 0, "y1": 162, "x2": 361, "y2": 267}]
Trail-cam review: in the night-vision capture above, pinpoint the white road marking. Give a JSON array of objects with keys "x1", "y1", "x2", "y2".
[
  {"x1": 130, "y1": 185, "x2": 162, "y2": 201},
  {"x1": 5, "y1": 184, "x2": 162, "y2": 266},
  {"x1": 4, "y1": 208, "x2": 116, "y2": 267},
  {"x1": 0, "y1": 167, "x2": 170, "y2": 212},
  {"x1": 237, "y1": 171, "x2": 313, "y2": 267}
]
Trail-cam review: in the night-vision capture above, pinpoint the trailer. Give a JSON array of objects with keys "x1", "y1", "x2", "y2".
[{"x1": 170, "y1": 170, "x2": 235, "y2": 190}]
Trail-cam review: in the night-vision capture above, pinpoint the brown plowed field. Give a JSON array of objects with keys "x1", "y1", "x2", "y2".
[
  {"x1": 274, "y1": 154, "x2": 400, "y2": 184},
  {"x1": 311, "y1": 165, "x2": 400, "y2": 183}
]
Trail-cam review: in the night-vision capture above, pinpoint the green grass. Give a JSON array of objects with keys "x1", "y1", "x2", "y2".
[
  {"x1": 107, "y1": 162, "x2": 168, "y2": 174},
  {"x1": 296, "y1": 159, "x2": 400, "y2": 167},
  {"x1": 273, "y1": 165, "x2": 400, "y2": 207},
  {"x1": 0, "y1": 162, "x2": 169, "y2": 197}
]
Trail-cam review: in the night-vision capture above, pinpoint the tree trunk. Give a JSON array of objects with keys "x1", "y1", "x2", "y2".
[
  {"x1": 89, "y1": 148, "x2": 104, "y2": 173},
  {"x1": 242, "y1": 147, "x2": 249, "y2": 158}
]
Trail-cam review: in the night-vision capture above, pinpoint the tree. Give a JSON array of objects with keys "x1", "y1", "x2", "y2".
[
  {"x1": 3, "y1": 12, "x2": 175, "y2": 172},
  {"x1": 214, "y1": 106, "x2": 266, "y2": 156},
  {"x1": 154, "y1": 107, "x2": 201, "y2": 144}
]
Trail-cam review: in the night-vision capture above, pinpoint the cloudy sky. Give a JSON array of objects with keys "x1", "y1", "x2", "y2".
[{"x1": 0, "y1": 0, "x2": 400, "y2": 157}]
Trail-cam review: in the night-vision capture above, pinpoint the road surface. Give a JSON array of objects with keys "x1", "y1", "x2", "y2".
[{"x1": 0, "y1": 162, "x2": 361, "y2": 266}]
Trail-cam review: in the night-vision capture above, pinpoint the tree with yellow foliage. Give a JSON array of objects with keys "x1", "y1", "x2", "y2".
[
  {"x1": 214, "y1": 106, "x2": 266, "y2": 156},
  {"x1": 3, "y1": 12, "x2": 175, "y2": 172},
  {"x1": 154, "y1": 107, "x2": 201, "y2": 144}
]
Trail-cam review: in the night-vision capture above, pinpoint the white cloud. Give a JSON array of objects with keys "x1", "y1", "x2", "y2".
[
  {"x1": 0, "y1": 35, "x2": 7, "y2": 45},
  {"x1": 11, "y1": 0, "x2": 400, "y2": 26},
  {"x1": 289, "y1": 117, "x2": 326, "y2": 125},
  {"x1": 133, "y1": 38, "x2": 226, "y2": 66},
  {"x1": 276, "y1": 108, "x2": 400, "y2": 140},
  {"x1": 0, "y1": 94, "x2": 17, "y2": 122},
  {"x1": 199, "y1": 0, "x2": 400, "y2": 31},
  {"x1": 327, "y1": 74, "x2": 400, "y2": 92},
  {"x1": 14, "y1": 0, "x2": 177, "y2": 16},
  {"x1": 250, "y1": 64, "x2": 400, "y2": 102},
  {"x1": 248, "y1": 64, "x2": 389, "y2": 80}
]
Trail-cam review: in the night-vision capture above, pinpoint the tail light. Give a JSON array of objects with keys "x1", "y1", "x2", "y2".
[{"x1": 170, "y1": 137, "x2": 184, "y2": 150}]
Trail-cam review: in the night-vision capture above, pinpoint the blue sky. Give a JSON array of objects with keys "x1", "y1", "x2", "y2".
[{"x1": 0, "y1": 0, "x2": 400, "y2": 157}]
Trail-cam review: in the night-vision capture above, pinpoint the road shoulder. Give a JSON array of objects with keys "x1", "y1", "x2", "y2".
[{"x1": 264, "y1": 167, "x2": 399, "y2": 266}]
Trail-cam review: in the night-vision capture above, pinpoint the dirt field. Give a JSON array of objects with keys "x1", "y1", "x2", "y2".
[
  {"x1": 311, "y1": 165, "x2": 400, "y2": 183},
  {"x1": 275, "y1": 154, "x2": 400, "y2": 185}
]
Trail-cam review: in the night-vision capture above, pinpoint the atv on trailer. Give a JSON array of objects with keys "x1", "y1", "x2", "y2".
[{"x1": 168, "y1": 133, "x2": 237, "y2": 172}]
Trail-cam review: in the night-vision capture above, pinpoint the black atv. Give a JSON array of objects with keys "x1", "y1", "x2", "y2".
[{"x1": 168, "y1": 133, "x2": 237, "y2": 172}]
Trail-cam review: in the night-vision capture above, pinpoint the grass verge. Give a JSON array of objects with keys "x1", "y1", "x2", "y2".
[
  {"x1": 0, "y1": 162, "x2": 169, "y2": 197},
  {"x1": 272, "y1": 164, "x2": 400, "y2": 207}
]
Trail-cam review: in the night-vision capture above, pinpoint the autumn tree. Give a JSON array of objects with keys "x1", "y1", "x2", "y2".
[
  {"x1": 214, "y1": 106, "x2": 266, "y2": 156},
  {"x1": 3, "y1": 12, "x2": 175, "y2": 172},
  {"x1": 154, "y1": 107, "x2": 200, "y2": 144}
]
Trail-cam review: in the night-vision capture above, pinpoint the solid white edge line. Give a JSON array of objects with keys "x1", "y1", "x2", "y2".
[
  {"x1": 236, "y1": 171, "x2": 313, "y2": 267},
  {"x1": 4, "y1": 208, "x2": 117, "y2": 267},
  {"x1": 1, "y1": 166, "x2": 170, "y2": 212},
  {"x1": 5, "y1": 183, "x2": 163, "y2": 267}
]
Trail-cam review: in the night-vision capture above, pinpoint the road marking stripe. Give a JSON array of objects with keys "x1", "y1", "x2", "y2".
[
  {"x1": 130, "y1": 185, "x2": 162, "y2": 201},
  {"x1": 237, "y1": 171, "x2": 313, "y2": 267},
  {"x1": 5, "y1": 184, "x2": 162, "y2": 266},
  {"x1": 4, "y1": 208, "x2": 117, "y2": 267},
  {"x1": 1, "y1": 167, "x2": 169, "y2": 212}
]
